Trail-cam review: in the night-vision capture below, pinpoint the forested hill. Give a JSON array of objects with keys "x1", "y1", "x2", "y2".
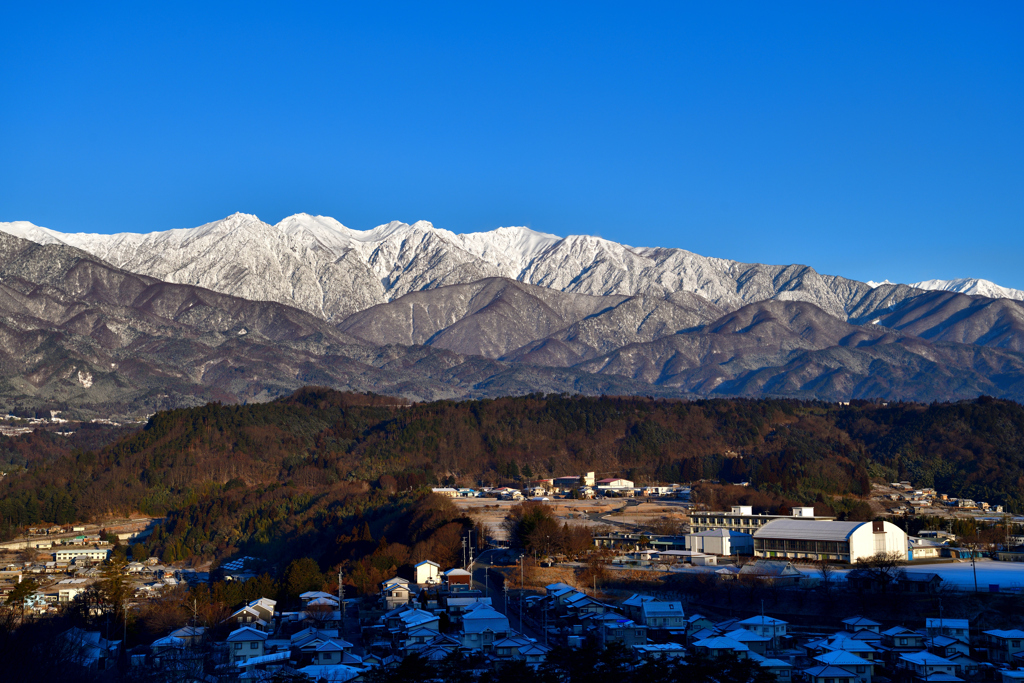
[{"x1": 2, "y1": 389, "x2": 1024, "y2": 541}]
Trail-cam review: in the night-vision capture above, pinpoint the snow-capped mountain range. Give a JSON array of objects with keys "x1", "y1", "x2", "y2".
[
  {"x1": 909, "y1": 278, "x2": 1024, "y2": 302},
  {"x1": 0, "y1": 212, "x2": 958, "y2": 323},
  {"x1": 3, "y1": 214, "x2": 1024, "y2": 412}
]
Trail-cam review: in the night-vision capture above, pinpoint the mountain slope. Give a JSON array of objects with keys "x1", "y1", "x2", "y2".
[
  {"x1": 0, "y1": 213, "x2": 930, "y2": 324},
  {"x1": 0, "y1": 233, "x2": 686, "y2": 416},
  {"x1": 860, "y1": 291, "x2": 1024, "y2": 352},
  {"x1": 572, "y1": 300, "x2": 1024, "y2": 401}
]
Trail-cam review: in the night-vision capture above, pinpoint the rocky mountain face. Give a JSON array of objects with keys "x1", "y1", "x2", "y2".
[
  {"x1": 0, "y1": 233, "x2": 681, "y2": 417},
  {"x1": 3, "y1": 214, "x2": 1024, "y2": 412},
  {"x1": 0, "y1": 213, "x2": 925, "y2": 323}
]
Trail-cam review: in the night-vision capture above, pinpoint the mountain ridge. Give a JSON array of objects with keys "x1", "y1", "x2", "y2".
[
  {"x1": 4, "y1": 215, "x2": 1024, "y2": 412},
  {"x1": 0, "y1": 213, "x2": 957, "y2": 325}
]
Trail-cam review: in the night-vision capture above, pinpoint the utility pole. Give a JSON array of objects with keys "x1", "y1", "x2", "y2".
[
  {"x1": 462, "y1": 538, "x2": 467, "y2": 569},
  {"x1": 519, "y1": 556, "x2": 524, "y2": 635},
  {"x1": 468, "y1": 529, "x2": 474, "y2": 568},
  {"x1": 544, "y1": 601, "x2": 549, "y2": 646},
  {"x1": 971, "y1": 530, "x2": 979, "y2": 593},
  {"x1": 338, "y1": 567, "x2": 344, "y2": 633}
]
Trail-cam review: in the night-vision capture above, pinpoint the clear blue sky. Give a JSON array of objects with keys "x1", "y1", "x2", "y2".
[{"x1": 2, "y1": 2, "x2": 1022, "y2": 288}]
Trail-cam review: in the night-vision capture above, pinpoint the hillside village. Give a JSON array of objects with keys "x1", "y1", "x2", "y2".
[
  {"x1": 22, "y1": 553, "x2": 1024, "y2": 683},
  {"x1": 3, "y1": 481, "x2": 1023, "y2": 682}
]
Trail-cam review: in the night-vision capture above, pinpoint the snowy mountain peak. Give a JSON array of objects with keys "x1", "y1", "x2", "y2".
[
  {"x1": 910, "y1": 278, "x2": 1024, "y2": 302},
  {"x1": 3, "y1": 213, "x2": 1023, "y2": 327},
  {"x1": 0, "y1": 220, "x2": 66, "y2": 246}
]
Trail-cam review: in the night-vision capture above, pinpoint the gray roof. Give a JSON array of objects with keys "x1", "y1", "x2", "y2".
[
  {"x1": 753, "y1": 519, "x2": 863, "y2": 540},
  {"x1": 804, "y1": 665, "x2": 857, "y2": 679}
]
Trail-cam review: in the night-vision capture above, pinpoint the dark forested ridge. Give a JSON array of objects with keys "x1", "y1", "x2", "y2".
[{"x1": 1, "y1": 388, "x2": 1023, "y2": 565}]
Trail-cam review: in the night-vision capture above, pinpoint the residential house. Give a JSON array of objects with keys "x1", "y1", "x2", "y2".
[
  {"x1": 927, "y1": 636, "x2": 971, "y2": 662},
  {"x1": 897, "y1": 652, "x2": 960, "y2": 681},
  {"x1": 60, "y1": 628, "x2": 121, "y2": 672},
  {"x1": 168, "y1": 625, "x2": 206, "y2": 646},
  {"x1": 692, "y1": 636, "x2": 750, "y2": 660},
  {"x1": 737, "y1": 615, "x2": 788, "y2": 649},
  {"x1": 842, "y1": 616, "x2": 881, "y2": 634},
  {"x1": 516, "y1": 642, "x2": 552, "y2": 667},
  {"x1": 461, "y1": 603, "x2": 511, "y2": 652},
  {"x1": 598, "y1": 619, "x2": 648, "y2": 648},
  {"x1": 150, "y1": 634, "x2": 186, "y2": 654},
  {"x1": 225, "y1": 604, "x2": 270, "y2": 631},
  {"x1": 290, "y1": 627, "x2": 351, "y2": 658},
  {"x1": 403, "y1": 627, "x2": 453, "y2": 654},
  {"x1": 446, "y1": 596, "x2": 491, "y2": 622},
  {"x1": 738, "y1": 560, "x2": 803, "y2": 585},
  {"x1": 685, "y1": 614, "x2": 716, "y2": 640},
  {"x1": 442, "y1": 568, "x2": 472, "y2": 592},
  {"x1": 823, "y1": 637, "x2": 878, "y2": 663},
  {"x1": 925, "y1": 618, "x2": 969, "y2": 643},
  {"x1": 299, "y1": 590, "x2": 338, "y2": 606},
  {"x1": 492, "y1": 634, "x2": 535, "y2": 661},
  {"x1": 898, "y1": 573, "x2": 943, "y2": 594},
  {"x1": 385, "y1": 606, "x2": 439, "y2": 645},
  {"x1": 877, "y1": 626, "x2": 926, "y2": 669},
  {"x1": 381, "y1": 577, "x2": 413, "y2": 609},
  {"x1": 639, "y1": 601, "x2": 684, "y2": 630},
  {"x1": 621, "y1": 593, "x2": 657, "y2": 621},
  {"x1": 755, "y1": 656, "x2": 794, "y2": 681},
  {"x1": 724, "y1": 628, "x2": 771, "y2": 655},
  {"x1": 814, "y1": 650, "x2": 873, "y2": 683},
  {"x1": 414, "y1": 560, "x2": 441, "y2": 585},
  {"x1": 563, "y1": 592, "x2": 608, "y2": 618},
  {"x1": 802, "y1": 665, "x2": 857, "y2": 683},
  {"x1": 314, "y1": 638, "x2": 353, "y2": 666},
  {"x1": 226, "y1": 626, "x2": 268, "y2": 665},
  {"x1": 881, "y1": 626, "x2": 925, "y2": 649},
  {"x1": 983, "y1": 630, "x2": 1024, "y2": 664}
]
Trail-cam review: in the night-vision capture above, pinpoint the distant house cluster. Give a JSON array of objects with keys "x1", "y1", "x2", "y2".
[{"x1": 433, "y1": 471, "x2": 689, "y2": 502}]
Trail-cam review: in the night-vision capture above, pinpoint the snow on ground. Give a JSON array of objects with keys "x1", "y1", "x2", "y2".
[{"x1": 805, "y1": 560, "x2": 1024, "y2": 590}]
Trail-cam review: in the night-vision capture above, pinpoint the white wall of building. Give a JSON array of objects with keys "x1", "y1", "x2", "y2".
[{"x1": 849, "y1": 521, "x2": 908, "y2": 563}]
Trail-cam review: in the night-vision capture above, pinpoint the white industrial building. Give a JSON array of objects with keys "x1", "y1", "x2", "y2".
[
  {"x1": 690, "y1": 505, "x2": 833, "y2": 534},
  {"x1": 753, "y1": 520, "x2": 907, "y2": 563},
  {"x1": 53, "y1": 547, "x2": 111, "y2": 563},
  {"x1": 686, "y1": 528, "x2": 754, "y2": 556}
]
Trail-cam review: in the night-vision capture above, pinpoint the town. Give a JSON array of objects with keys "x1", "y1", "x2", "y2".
[{"x1": 2, "y1": 470, "x2": 1023, "y2": 682}]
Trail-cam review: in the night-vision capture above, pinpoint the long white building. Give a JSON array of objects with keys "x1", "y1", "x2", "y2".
[
  {"x1": 752, "y1": 520, "x2": 907, "y2": 563},
  {"x1": 54, "y1": 547, "x2": 111, "y2": 563}
]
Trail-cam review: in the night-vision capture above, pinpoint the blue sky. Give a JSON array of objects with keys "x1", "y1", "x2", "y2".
[{"x1": 2, "y1": 3, "x2": 1022, "y2": 288}]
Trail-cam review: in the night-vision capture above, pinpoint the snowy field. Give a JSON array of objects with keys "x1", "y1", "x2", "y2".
[
  {"x1": 899, "y1": 561, "x2": 1024, "y2": 590},
  {"x1": 813, "y1": 560, "x2": 1024, "y2": 591}
]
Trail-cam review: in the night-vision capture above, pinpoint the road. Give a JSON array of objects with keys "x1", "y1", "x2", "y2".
[{"x1": 470, "y1": 549, "x2": 546, "y2": 642}]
